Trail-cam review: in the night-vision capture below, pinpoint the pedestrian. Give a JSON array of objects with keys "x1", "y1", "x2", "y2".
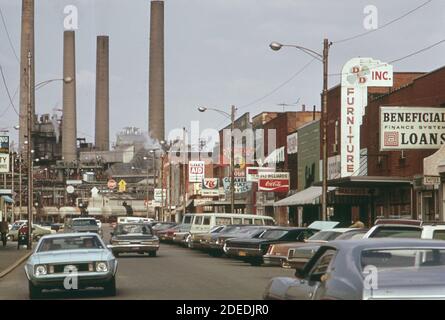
[{"x1": 0, "y1": 217, "x2": 9, "y2": 247}]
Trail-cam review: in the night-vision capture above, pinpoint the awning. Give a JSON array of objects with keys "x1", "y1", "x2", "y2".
[
  {"x1": 274, "y1": 186, "x2": 337, "y2": 207},
  {"x1": 316, "y1": 176, "x2": 413, "y2": 188},
  {"x1": 1, "y1": 195, "x2": 13, "y2": 203},
  {"x1": 59, "y1": 207, "x2": 81, "y2": 216}
]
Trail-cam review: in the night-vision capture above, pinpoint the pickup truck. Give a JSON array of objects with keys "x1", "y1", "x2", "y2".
[{"x1": 65, "y1": 218, "x2": 100, "y2": 235}]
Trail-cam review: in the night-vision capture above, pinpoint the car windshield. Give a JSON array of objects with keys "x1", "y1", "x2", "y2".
[
  {"x1": 72, "y1": 219, "x2": 97, "y2": 227},
  {"x1": 37, "y1": 236, "x2": 103, "y2": 252},
  {"x1": 116, "y1": 224, "x2": 152, "y2": 235},
  {"x1": 260, "y1": 230, "x2": 288, "y2": 240},
  {"x1": 371, "y1": 226, "x2": 422, "y2": 239},
  {"x1": 308, "y1": 231, "x2": 342, "y2": 241}
]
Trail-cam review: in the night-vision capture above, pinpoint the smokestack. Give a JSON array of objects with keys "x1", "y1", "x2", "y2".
[
  {"x1": 148, "y1": 0, "x2": 165, "y2": 142},
  {"x1": 62, "y1": 31, "x2": 77, "y2": 163},
  {"x1": 95, "y1": 36, "x2": 109, "y2": 151},
  {"x1": 18, "y1": 0, "x2": 35, "y2": 155}
]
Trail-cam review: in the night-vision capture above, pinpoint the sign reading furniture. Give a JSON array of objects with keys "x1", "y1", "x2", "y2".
[
  {"x1": 341, "y1": 58, "x2": 393, "y2": 177},
  {"x1": 258, "y1": 172, "x2": 290, "y2": 193},
  {"x1": 380, "y1": 107, "x2": 445, "y2": 150}
]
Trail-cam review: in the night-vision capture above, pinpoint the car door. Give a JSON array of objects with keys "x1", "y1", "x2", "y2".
[{"x1": 286, "y1": 248, "x2": 337, "y2": 300}]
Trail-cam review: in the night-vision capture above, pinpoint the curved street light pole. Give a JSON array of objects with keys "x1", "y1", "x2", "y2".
[
  {"x1": 270, "y1": 39, "x2": 331, "y2": 221},
  {"x1": 198, "y1": 106, "x2": 236, "y2": 213}
]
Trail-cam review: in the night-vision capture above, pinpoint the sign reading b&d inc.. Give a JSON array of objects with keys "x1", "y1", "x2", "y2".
[
  {"x1": 0, "y1": 136, "x2": 9, "y2": 153},
  {"x1": 341, "y1": 58, "x2": 393, "y2": 177}
]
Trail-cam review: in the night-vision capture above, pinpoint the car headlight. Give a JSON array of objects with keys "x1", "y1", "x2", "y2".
[
  {"x1": 95, "y1": 262, "x2": 108, "y2": 272},
  {"x1": 35, "y1": 265, "x2": 47, "y2": 276}
]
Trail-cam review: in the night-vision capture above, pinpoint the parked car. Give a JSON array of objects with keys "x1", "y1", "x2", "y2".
[
  {"x1": 283, "y1": 228, "x2": 369, "y2": 269},
  {"x1": 263, "y1": 239, "x2": 445, "y2": 300},
  {"x1": 188, "y1": 225, "x2": 226, "y2": 249},
  {"x1": 109, "y1": 223, "x2": 159, "y2": 257},
  {"x1": 205, "y1": 225, "x2": 270, "y2": 256},
  {"x1": 8, "y1": 224, "x2": 55, "y2": 241},
  {"x1": 225, "y1": 227, "x2": 318, "y2": 266},
  {"x1": 65, "y1": 218, "x2": 100, "y2": 234},
  {"x1": 25, "y1": 233, "x2": 118, "y2": 299},
  {"x1": 158, "y1": 224, "x2": 187, "y2": 242},
  {"x1": 151, "y1": 222, "x2": 177, "y2": 235}
]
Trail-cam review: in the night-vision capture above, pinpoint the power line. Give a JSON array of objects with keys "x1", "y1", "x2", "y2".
[
  {"x1": 0, "y1": 6, "x2": 19, "y2": 63},
  {"x1": 0, "y1": 83, "x2": 18, "y2": 118},
  {"x1": 0, "y1": 64, "x2": 20, "y2": 116},
  {"x1": 238, "y1": 57, "x2": 317, "y2": 111},
  {"x1": 334, "y1": 0, "x2": 435, "y2": 44}
]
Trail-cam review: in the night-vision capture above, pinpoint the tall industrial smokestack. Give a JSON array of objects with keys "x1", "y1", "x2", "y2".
[
  {"x1": 148, "y1": 0, "x2": 165, "y2": 142},
  {"x1": 62, "y1": 31, "x2": 77, "y2": 163},
  {"x1": 18, "y1": 0, "x2": 35, "y2": 155},
  {"x1": 95, "y1": 36, "x2": 109, "y2": 151}
]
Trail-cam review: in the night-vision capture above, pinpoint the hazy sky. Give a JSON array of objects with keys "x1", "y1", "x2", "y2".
[{"x1": 0, "y1": 0, "x2": 444, "y2": 148}]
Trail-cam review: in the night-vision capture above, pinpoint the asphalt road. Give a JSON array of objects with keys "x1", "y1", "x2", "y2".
[{"x1": 0, "y1": 225, "x2": 294, "y2": 300}]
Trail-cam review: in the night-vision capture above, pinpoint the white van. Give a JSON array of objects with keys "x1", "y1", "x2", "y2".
[
  {"x1": 117, "y1": 217, "x2": 154, "y2": 224},
  {"x1": 189, "y1": 213, "x2": 275, "y2": 234}
]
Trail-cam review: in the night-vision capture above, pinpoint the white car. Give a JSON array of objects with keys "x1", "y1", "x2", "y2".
[{"x1": 364, "y1": 219, "x2": 445, "y2": 240}]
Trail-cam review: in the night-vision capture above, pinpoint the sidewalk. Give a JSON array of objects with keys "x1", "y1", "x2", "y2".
[{"x1": 0, "y1": 241, "x2": 32, "y2": 276}]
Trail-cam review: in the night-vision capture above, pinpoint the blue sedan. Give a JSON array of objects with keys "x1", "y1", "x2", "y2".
[{"x1": 24, "y1": 233, "x2": 118, "y2": 299}]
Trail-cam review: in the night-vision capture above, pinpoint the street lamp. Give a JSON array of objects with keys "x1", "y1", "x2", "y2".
[
  {"x1": 197, "y1": 105, "x2": 236, "y2": 213},
  {"x1": 270, "y1": 39, "x2": 331, "y2": 221}
]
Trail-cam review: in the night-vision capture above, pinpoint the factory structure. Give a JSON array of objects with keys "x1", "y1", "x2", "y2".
[{"x1": 0, "y1": 0, "x2": 167, "y2": 222}]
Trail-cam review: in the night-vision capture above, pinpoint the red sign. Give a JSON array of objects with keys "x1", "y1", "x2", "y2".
[
  {"x1": 107, "y1": 179, "x2": 117, "y2": 190},
  {"x1": 258, "y1": 172, "x2": 290, "y2": 193}
]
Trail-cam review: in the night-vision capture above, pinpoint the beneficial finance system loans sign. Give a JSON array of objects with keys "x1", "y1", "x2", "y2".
[
  {"x1": 341, "y1": 57, "x2": 393, "y2": 177},
  {"x1": 380, "y1": 107, "x2": 445, "y2": 150}
]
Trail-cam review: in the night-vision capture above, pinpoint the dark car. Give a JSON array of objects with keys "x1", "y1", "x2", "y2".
[
  {"x1": 225, "y1": 227, "x2": 318, "y2": 266},
  {"x1": 151, "y1": 222, "x2": 177, "y2": 235},
  {"x1": 158, "y1": 224, "x2": 190, "y2": 242},
  {"x1": 109, "y1": 223, "x2": 159, "y2": 257},
  {"x1": 204, "y1": 225, "x2": 269, "y2": 256}
]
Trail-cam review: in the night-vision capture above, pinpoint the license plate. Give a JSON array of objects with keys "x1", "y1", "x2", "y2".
[{"x1": 238, "y1": 251, "x2": 247, "y2": 257}]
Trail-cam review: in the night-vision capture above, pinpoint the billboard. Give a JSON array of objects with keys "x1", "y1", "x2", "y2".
[
  {"x1": 222, "y1": 177, "x2": 251, "y2": 194},
  {"x1": 201, "y1": 178, "x2": 219, "y2": 196},
  {"x1": 380, "y1": 107, "x2": 445, "y2": 150},
  {"x1": 188, "y1": 161, "x2": 205, "y2": 182},
  {"x1": 258, "y1": 172, "x2": 290, "y2": 193},
  {"x1": 0, "y1": 154, "x2": 9, "y2": 173},
  {"x1": 154, "y1": 188, "x2": 167, "y2": 204},
  {"x1": 0, "y1": 136, "x2": 9, "y2": 153},
  {"x1": 341, "y1": 58, "x2": 393, "y2": 177}
]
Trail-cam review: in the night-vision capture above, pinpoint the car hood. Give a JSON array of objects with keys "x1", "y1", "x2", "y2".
[
  {"x1": 227, "y1": 238, "x2": 272, "y2": 245},
  {"x1": 308, "y1": 221, "x2": 340, "y2": 230},
  {"x1": 30, "y1": 249, "x2": 112, "y2": 265}
]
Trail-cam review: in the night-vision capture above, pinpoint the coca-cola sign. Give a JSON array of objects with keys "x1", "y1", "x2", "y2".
[{"x1": 258, "y1": 172, "x2": 290, "y2": 193}]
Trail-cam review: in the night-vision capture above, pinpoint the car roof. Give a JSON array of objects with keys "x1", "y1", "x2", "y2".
[
  {"x1": 40, "y1": 232, "x2": 100, "y2": 239},
  {"x1": 328, "y1": 238, "x2": 445, "y2": 250}
]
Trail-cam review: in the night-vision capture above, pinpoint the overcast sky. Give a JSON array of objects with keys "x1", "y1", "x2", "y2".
[{"x1": 0, "y1": 0, "x2": 444, "y2": 148}]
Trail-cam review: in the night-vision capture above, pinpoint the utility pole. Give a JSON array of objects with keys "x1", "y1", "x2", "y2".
[
  {"x1": 182, "y1": 127, "x2": 187, "y2": 217},
  {"x1": 19, "y1": 154, "x2": 22, "y2": 220},
  {"x1": 11, "y1": 152, "x2": 15, "y2": 224},
  {"x1": 168, "y1": 154, "x2": 172, "y2": 222},
  {"x1": 321, "y1": 38, "x2": 330, "y2": 222},
  {"x1": 27, "y1": 50, "x2": 33, "y2": 250},
  {"x1": 160, "y1": 154, "x2": 164, "y2": 221},
  {"x1": 230, "y1": 105, "x2": 236, "y2": 213}
]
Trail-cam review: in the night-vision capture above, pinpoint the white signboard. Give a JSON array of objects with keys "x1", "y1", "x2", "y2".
[
  {"x1": 201, "y1": 178, "x2": 219, "y2": 197},
  {"x1": 328, "y1": 155, "x2": 341, "y2": 180},
  {"x1": 287, "y1": 132, "x2": 298, "y2": 154},
  {"x1": 188, "y1": 161, "x2": 205, "y2": 183},
  {"x1": 380, "y1": 107, "x2": 445, "y2": 150},
  {"x1": 66, "y1": 185, "x2": 75, "y2": 194},
  {"x1": 246, "y1": 167, "x2": 275, "y2": 182},
  {"x1": 0, "y1": 154, "x2": 9, "y2": 173},
  {"x1": 341, "y1": 57, "x2": 393, "y2": 177},
  {"x1": 154, "y1": 188, "x2": 167, "y2": 204}
]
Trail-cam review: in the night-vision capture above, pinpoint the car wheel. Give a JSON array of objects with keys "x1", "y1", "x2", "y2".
[
  {"x1": 28, "y1": 281, "x2": 41, "y2": 300},
  {"x1": 103, "y1": 276, "x2": 117, "y2": 297},
  {"x1": 249, "y1": 259, "x2": 263, "y2": 267},
  {"x1": 149, "y1": 251, "x2": 157, "y2": 257}
]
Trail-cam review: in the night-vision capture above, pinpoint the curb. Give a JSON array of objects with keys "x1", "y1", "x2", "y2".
[{"x1": 0, "y1": 251, "x2": 32, "y2": 279}]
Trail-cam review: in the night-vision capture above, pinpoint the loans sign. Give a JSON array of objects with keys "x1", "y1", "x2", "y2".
[
  {"x1": 341, "y1": 58, "x2": 393, "y2": 177},
  {"x1": 188, "y1": 161, "x2": 205, "y2": 183},
  {"x1": 380, "y1": 107, "x2": 445, "y2": 150}
]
